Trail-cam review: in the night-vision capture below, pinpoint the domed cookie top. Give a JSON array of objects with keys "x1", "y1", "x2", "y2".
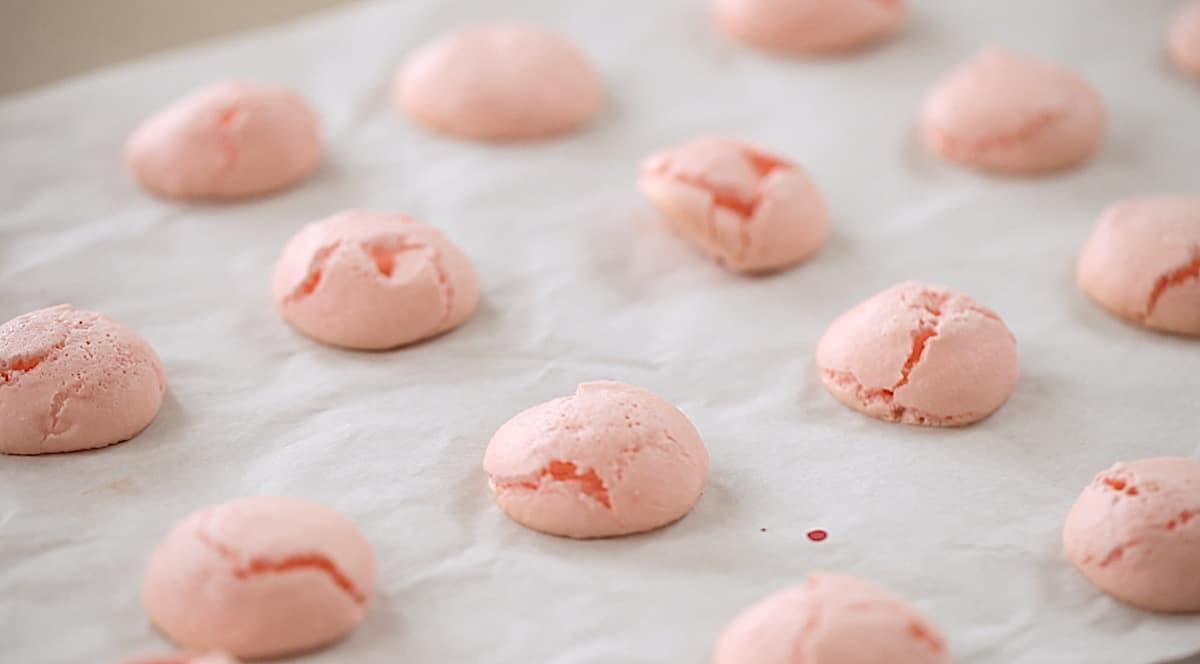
[
  {"x1": 817, "y1": 282, "x2": 1018, "y2": 426},
  {"x1": 272, "y1": 210, "x2": 480, "y2": 350},
  {"x1": 1, "y1": 304, "x2": 165, "y2": 455},
  {"x1": 126, "y1": 81, "x2": 321, "y2": 199},
  {"x1": 639, "y1": 136, "x2": 829, "y2": 274},
  {"x1": 143, "y1": 496, "x2": 376, "y2": 659},
  {"x1": 714, "y1": 572, "x2": 950, "y2": 664},
  {"x1": 484, "y1": 381, "x2": 709, "y2": 538},
  {"x1": 921, "y1": 49, "x2": 1105, "y2": 174},
  {"x1": 395, "y1": 24, "x2": 602, "y2": 140}
]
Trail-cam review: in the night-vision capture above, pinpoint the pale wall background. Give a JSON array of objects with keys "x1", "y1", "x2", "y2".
[{"x1": 0, "y1": 0, "x2": 355, "y2": 96}]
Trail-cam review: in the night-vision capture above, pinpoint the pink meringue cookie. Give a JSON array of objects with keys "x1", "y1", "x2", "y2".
[
  {"x1": 921, "y1": 49, "x2": 1105, "y2": 174},
  {"x1": 712, "y1": 0, "x2": 906, "y2": 54},
  {"x1": 272, "y1": 210, "x2": 480, "y2": 350},
  {"x1": 816, "y1": 282, "x2": 1018, "y2": 427},
  {"x1": 0, "y1": 305, "x2": 166, "y2": 455},
  {"x1": 483, "y1": 381, "x2": 709, "y2": 539},
  {"x1": 713, "y1": 572, "x2": 950, "y2": 664},
  {"x1": 1169, "y1": 0, "x2": 1200, "y2": 78},
  {"x1": 125, "y1": 653, "x2": 238, "y2": 664},
  {"x1": 1063, "y1": 457, "x2": 1200, "y2": 613},
  {"x1": 1077, "y1": 196, "x2": 1200, "y2": 337},
  {"x1": 638, "y1": 136, "x2": 829, "y2": 274},
  {"x1": 143, "y1": 496, "x2": 376, "y2": 659},
  {"x1": 126, "y1": 80, "x2": 321, "y2": 199},
  {"x1": 395, "y1": 24, "x2": 602, "y2": 140}
]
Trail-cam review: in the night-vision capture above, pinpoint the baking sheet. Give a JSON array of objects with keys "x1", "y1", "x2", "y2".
[{"x1": 2, "y1": 1, "x2": 1199, "y2": 662}]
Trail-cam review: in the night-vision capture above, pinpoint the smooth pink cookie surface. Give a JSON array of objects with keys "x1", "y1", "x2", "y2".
[
  {"x1": 143, "y1": 496, "x2": 376, "y2": 659},
  {"x1": 639, "y1": 136, "x2": 829, "y2": 274},
  {"x1": 395, "y1": 24, "x2": 602, "y2": 140},
  {"x1": 126, "y1": 80, "x2": 321, "y2": 199},
  {"x1": 484, "y1": 381, "x2": 709, "y2": 539},
  {"x1": 1063, "y1": 457, "x2": 1200, "y2": 613},
  {"x1": 0, "y1": 305, "x2": 165, "y2": 455},
  {"x1": 272, "y1": 210, "x2": 480, "y2": 350},
  {"x1": 712, "y1": 0, "x2": 906, "y2": 53},
  {"x1": 1077, "y1": 195, "x2": 1200, "y2": 336},
  {"x1": 713, "y1": 572, "x2": 949, "y2": 664},
  {"x1": 921, "y1": 49, "x2": 1105, "y2": 174},
  {"x1": 1170, "y1": 1, "x2": 1200, "y2": 78},
  {"x1": 816, "y1": 282, "x2": 1018, "y2": 427},
  {"x1": 126, "y1": 653, "x2": 238, "y2": 664}
]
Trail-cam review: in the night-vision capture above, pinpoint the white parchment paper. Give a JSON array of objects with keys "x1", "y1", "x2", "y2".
[{"x1": 2, "y1": 1, "x2": 1199, "y2": 662}]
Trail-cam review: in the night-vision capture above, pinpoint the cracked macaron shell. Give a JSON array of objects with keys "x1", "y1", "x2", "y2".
[
  {"x1": 1077, "y1": 195, "x2": 1200, "y2": 337},
  {"x1": 395, "y1": 24, "x2": 602, "y2": 140},
  {"x1": 0, "y1": 304, "x2": 166, "y2": 455},
  {"x1": 125, "y1": 80, "x2": 321, "y2": 199},
  {"x1": 713, "y1": 572, "x2": 950, "y2": 664},
  {"x1": 1063, "y1": 457, "x2": 1200, "y2": 613},
  {"x1": 638, "y1": 136, "x2": 829, "y2": 274},
  {"x1": 1169, "y1": 0, "x2": 1200, "y2": 78},
  {"x1": 816, "y1": 281, "x2": 1018, "y2": 427},
  {"x1": 921, "y1": 49, "x2": 1105, "y2": 174},
  {"x1": 143, "y1": 496, "x2": 376, "y2": 659},
  {"x1": 484, "y1": 380, "x2": 709, "y2": 539},
  {"x1": 272, "y1": 210, "x2": 480, "y2": 350},
  {"x1": 712, "y1": 0, "x2": 906, "y2": 54}
]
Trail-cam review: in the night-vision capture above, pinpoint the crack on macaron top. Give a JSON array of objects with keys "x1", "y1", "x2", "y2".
[
  {"x1": 1144, "y1": 246, "x2": 1200, "y2": 320},
  {"x1": 194, "y1": 517, "x2": 368, "y2": 605},
  {"x1": 0, "y1": 341, "x2": 62, "y2": 386},
  {"x1": 2, "y1": 306, "x2": 167, "y2": 448},
  {"x1": 492, "y1": 459, "x2": 612, "y2": 509},
  {"x1": 1076, "y1": 462, "x2": 1200, "y2": 569},
  {"x1": 921, "y1": 49, "x2": 1103, "y2": 172},
  {"x1": 213, "y1": 100, "x2": 246, "y2": 185},
  {"x1": 285, "y1": 241, "x2": 342, "y2": 303},
  {"x1": 359, "y1": 235, "x2": 456, "y2": 324},
  {"x1": 283, "y1": 228, "x2": 457, "y2": 325},
  {"x1": 929, "y1": 108, "x2": 1064, "y2": 158},
  {"x1": 486, "y1": 381, "x2": 702, "y2": 515},
  {"x1": 908, "y1": 620, "x2": 947, "y2": 653},
  {"x1": 42, "y1": 378, "x2": 84, "y2": 440},
  {"x1": 924, "y1": 49, "x2": 1072, "y2": 142},
  {"x1": 641, "y1": 137, "x2": 791, "y2": 262},
  {"x1": 817, "y1": 282, "x2": 1014, "y2": 426}
]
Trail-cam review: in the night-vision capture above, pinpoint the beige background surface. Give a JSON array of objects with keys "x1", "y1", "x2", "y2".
[{"x1": 0, "y1": 0, "x2": 354, "y2": 96}]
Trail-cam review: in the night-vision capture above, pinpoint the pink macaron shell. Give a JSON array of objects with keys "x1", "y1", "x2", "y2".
[
  {"x1": 143, "y1": 496, "x2": 376, "y2": 659},
  {"x1": 1077, "y1": 195, "x2": 1200, "y2": 336},
  {"x1": 272, "y1": 210, "x2": 480, "y2": 350},
  {"x1": 1063, "y1": 457, "x2": 1200, "y2": 613},
  {"x1": 816, "y1": 282, "x2": 1018, "y2": 427},
  {"x1": 1170, "y1": 0, "x2": 1200, "y2": 78},
  {"x1": 639, "y1": 136, "x2": 829, "y2": 274},
  {"x1": 126, "y1": 80, "x2": 321, "y2": 199},
  {"x1": 125, "y1": 653, "x2": 238, "y2": 664},
  {"x1": 0, "y1": 305, "x2": 166, "y2": 455},
  {"x1": 483, "y1": 381, "x2": 709, "y2": 539},
  {"x1": 712, "y1": 0, "x2": 906, "y2": 53},
  {"x1": 396, "y1": 24, "x2": 602, "y2": 140},
  {"x1": 713, "y1": 572, "x2": 949, "y2": 664},
  {"x1": 921, "y1": 49, "x2": 1105, "y2": 174}
]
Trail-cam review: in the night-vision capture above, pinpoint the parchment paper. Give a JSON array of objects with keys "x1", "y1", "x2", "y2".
[{"x1": 2, "y1": 1, "x2": 1199, "y2": 662}]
